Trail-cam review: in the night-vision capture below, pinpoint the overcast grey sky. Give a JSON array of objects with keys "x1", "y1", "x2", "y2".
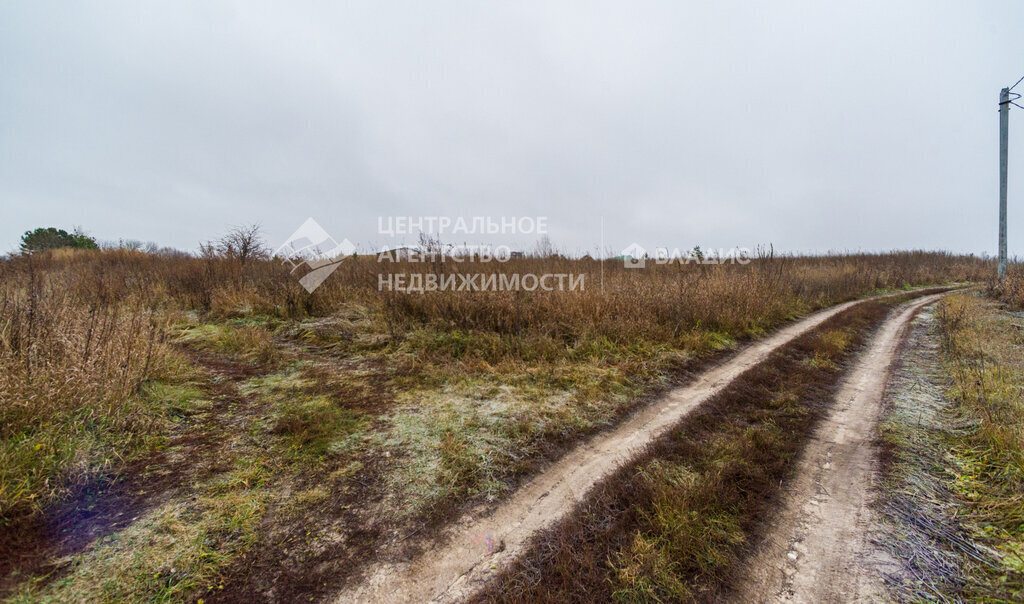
[{"x1": 1, "y1": 1, "x2": 1022, "y2": 256}]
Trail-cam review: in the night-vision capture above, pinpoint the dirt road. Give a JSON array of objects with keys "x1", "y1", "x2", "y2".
[
  {"x1": 729, "y1": 292, "x2": 948, "y2": 603},
  {"x1": 335, "y1": 291, "x2": 946, "y2": 603}
]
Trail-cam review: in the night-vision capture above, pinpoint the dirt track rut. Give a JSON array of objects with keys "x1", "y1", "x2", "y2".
[
  {"x1": 336, "y1": 291, "x2": 945, "y2": 603},
  {"x1": 729, "y1": 292, "x2": 947, "y2": 603}
]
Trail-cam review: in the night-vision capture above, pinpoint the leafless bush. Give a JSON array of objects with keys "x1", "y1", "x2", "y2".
[{"x1": 216, "y1": 224, "x2": 269, "y2": 266}]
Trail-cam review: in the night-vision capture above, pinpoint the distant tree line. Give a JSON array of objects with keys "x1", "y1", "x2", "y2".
[{"x1": 17, "y1": 224, "x2": 268, "y2": 260}]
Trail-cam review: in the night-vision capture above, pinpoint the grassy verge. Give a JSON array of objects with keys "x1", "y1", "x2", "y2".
[
  {"x1": 878, "y1": 293, "x2": 1024, "y2": 600},
  {"x1": 470, "y1": 294, "x2": 927, "y2": 603}
]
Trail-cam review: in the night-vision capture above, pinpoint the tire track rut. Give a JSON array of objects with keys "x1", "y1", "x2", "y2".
[
  {"x1": 337, "y1": 291, "x2": 950, "y2": 603},
  {"x1": 729, "y1": 292, "x2": 948, "y2": 603}
]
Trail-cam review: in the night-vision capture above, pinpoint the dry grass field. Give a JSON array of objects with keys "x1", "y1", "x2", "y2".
[{"x1": 0, "y1": 248, "x2": 991, "y2": 601}]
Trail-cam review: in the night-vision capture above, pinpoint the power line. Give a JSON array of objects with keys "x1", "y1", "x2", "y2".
[
  {"x1": 1011, "y1": 73, "x2": 1024, "y2": 92},
  {"x1": 1000, "y1": 88, "x2": 1021, "y2": 110}
]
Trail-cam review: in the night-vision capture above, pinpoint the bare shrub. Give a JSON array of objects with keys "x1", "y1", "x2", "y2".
[{"x1": 216, "y1": 224, "x2": 269, "y2": 266}]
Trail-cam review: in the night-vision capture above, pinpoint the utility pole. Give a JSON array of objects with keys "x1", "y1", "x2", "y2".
[{"x1": 1000, "y1": 87, "x2": 1010, "y2": 279}]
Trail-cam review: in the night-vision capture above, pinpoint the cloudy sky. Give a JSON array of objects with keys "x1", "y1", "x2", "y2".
[{"x1": 2, "y1": 1, "x2": 1022, "y2": 257}]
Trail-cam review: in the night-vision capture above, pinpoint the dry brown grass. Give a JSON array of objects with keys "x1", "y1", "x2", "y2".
[
  {"x1": 0, "y1": 249, "x2": 990, "y2": 521},
  {"x1": 0, "y1": 256, "x2": 173, "y2": 521},
  {"x1": 988, "y1": 267, "x2": 1024, "y2": 308},
  {"x1": 0, "y1": 247, "x2": 992, "y2": 600}
]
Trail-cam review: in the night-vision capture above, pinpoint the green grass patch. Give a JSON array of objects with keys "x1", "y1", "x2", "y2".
[
  {"x1": 172, "y1": 322, "x2": 281, "y2": 365},
  {"x1": 8, "y1": 457, "x2": 270, "y2": 603},
  {"x1": 0, "y1": 379, "x2": 204, "y2": 522}
]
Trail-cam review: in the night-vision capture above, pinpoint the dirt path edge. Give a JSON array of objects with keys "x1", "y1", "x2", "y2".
[{"x1": 728, "y1": 292, "x2": 948, "y2": 603}]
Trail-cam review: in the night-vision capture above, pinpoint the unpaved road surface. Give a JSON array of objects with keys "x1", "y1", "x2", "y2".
[
  {"x1": 729, "y1": 292, "x2": 948, "y2": 603},
  {"x1": 336, "y1": 292, "x2": 944, "y2": 604}
]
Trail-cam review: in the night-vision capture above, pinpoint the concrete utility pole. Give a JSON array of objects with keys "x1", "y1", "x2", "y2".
[{"x1": 1000, "y1": 87, "x2": 1010, "y2": 279}]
